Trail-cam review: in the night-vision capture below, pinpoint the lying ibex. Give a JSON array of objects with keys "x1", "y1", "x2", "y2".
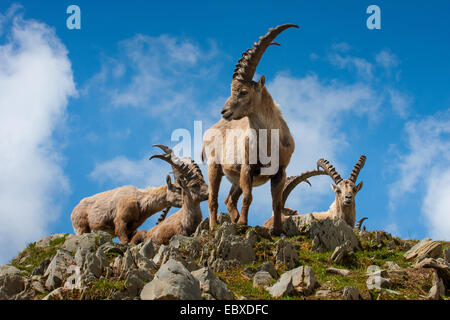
[
  {"x1": 263, "y1": 155, "x2": 367, "y2": 229},
  {"x1": 130, "y1": 174, "x2": 205, "y2": 245},
  {"x1": 202, "y1": 24, "x2": 299, "y2": 235},
  {"x1": 71, "y1": 145, "x2": 208, "y2": 244}
]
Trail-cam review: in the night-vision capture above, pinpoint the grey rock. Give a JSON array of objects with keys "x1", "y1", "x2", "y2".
[
  {"x1": 315, "y1": 289, "x2": 331, "y2": 298},
  {"x1": 42, "y1": 287, "x2": 65, "y2": 300},
  {"x1": 44, "y1": 249, "x2": 75, "y2": 290},
  {"x1": 245, "y1": 229, "x2": 258, "y2": 246},
  {"x1": 384, "y1": 261, "x2": 401, "y2": 270},
  {"x1": 0, "y1": 265, "x2": 21, "y2": 277},
  {"x1": 140, "y1": 259, "x2": 202, "y2": 300},
  {"x1": 414, "y1": 258, "x2": 450, "y2": 285},
  {"x1": 253, "y1": 271, "x2": 273, "y2": 289},
  {"x1": 0, "y1": 274, "x2": 26, "y2": 298},
  {"x1": 32, "y1": 258, "x2": 51, "y2": 276},
  {"x1": 366, "y1": 275, "x2": 391, "y2": 290},
  {"x1": 330, "y1": 240, "x2": 353, "y2": 263},
  {"x1": 267, "y1": 271, "x2": 295, "y2": 298},
  {"x1": 193, "y1": 217, "x2": 210, "y2": 238},
  {"x1": 124, "y1": 268, "x2": 152, "y2": 298},
  {"x1": 310, "y1": 218, "x2": 360, "y2": 253},
  {"x1": 35, "y1": 233, "x2": 67, "y2": 248},
  {"x1": 122, "y1": 248, "x2": 137, "y2": 270},
  {"x1": 343, "y1": 286, "x2": 361, "y2": 300},
  {"x1": 267, "y1": 266, "x2": 318, "y2": 298},
  {"x1": 326, "y1": 267, "x2": 350, "y2": 276},
  {"x1": 153, "y1": 245, "x2": 169, "y2": 266},
  {"x1": 217, "y1": 212, "x2": 232, "y2": 225},
  {"x1": 257, "y1": 261, "x2": 278, "y2": 279},
  {"x1": 83, "y1": 248, "x2": 109, "y2": 278},
  {"x1": 274, "y1": 238, "x2": 298, "y2": 269},
  {"x1": 281, "y1": 214, "x2": 317, "y2": 236},
  {"x1": 140, "y1": 238, "x2": 157, "y2": 260},
  {"x1": 428, "y1": 270, "x2": 445, "y2": 300},
  {"x1": 62, "y1": 231, "x2": 112, "y2": 253},
  {"x1": 74, "y1": 247, "x2": 89, "y2": 267},
  {"x1": 169, "y1": 235, "x2": 202, "y2": 259},
  {"x1": 404, "y1": 238, "x2": 442, "y2": 262},
  {"x1": 444, "y1": 248, "x2": 450, "y2": 264},
  {"x1": 31, "y1": 279, "x2": 47, "y2": 294},
  {"x1": 192, "y1": 267, "x2": 234, "y2": 300}
]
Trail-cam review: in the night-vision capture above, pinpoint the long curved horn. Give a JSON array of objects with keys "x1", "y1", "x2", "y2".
[
  {"x1": 156, "y1": 207, "x2": 171, "y2": 225},
  {"x1": 150, "y1": 145, "x2": 205, "y2": 184},
  {"x1": 355, "y1": 217, "x2": 368, "y2": 231},
  {"x1": 233, "y1": 24, "x2": 299, "y2": 83},
  {"x1": 317, "y1": 158, "x2": 343, "y2": 185},
  {"x1": 281, "y1": 169, "x2": 328, "y2": 206},
  {"x1": 348, "y1": 155, "x2": 366, "y2": 183}
]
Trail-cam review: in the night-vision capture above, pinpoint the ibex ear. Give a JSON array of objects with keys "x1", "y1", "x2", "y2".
[
  {"x1": 330, "y1": 183, "x2": 338, "y2": 193},
  {"x1": 355, "y1": 181, "x2": 363, "y2": 193},
  {"x1": 257, "y1": 75, "x2": 265, "y2": 89},
  {"x1": 166, "y1": 175, "x2": 173, "y2": 189}
]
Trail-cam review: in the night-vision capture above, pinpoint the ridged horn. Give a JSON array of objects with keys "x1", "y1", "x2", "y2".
[
  {"x1": 355, "y1": 217, "x2": 368, "y2": 231},
  {"x1": 317, "y1": 158, "x2": 343, "y2": 185},
  {"x1": 233, "y1": 24, "x2": 299, "y2": 83},
  {"x1": 281, "y1": 169, "x2": 328, "y2": 206},
  {"x1": 348, "y1": 155, "x2": 366, "y2": 183},
  {"x1": 156, "y1": 207, "x2": 170, "y2": 225}
]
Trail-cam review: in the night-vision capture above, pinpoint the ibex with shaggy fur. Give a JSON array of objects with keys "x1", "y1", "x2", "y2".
[
  {"x1": 130, "y1": 146, "x2": 207, "y2": 245},
  {"x1": 202, "y1": 24, "x2": 299, "y2": 235},
  {"x1": 71, "y1": 145, "x2": 208, "y2": 244},
  {"x1": 263, "y1": 155, "x2": 367, "y2": 230}
]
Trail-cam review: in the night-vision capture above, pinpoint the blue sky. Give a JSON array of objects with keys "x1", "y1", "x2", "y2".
[{"x1": 0, "y1": 1, "x2": 449, "y2": 263}]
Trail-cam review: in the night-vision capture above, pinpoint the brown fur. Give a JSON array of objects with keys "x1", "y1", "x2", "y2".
[
  {"x1": 71, "y1": 179, "x2": 183, "y2": 244},
  {"x1": 130, "y1": 179, "x2": 203, "y2": 245}
]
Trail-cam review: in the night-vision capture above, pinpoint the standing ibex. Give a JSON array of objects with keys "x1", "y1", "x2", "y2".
[
  {"x1": 202, "y1": 24, "x2": 299, "y2": 235},
  {"x1": 263, "y1": 155, "x2": 367, "y2": 229},
  {"x1": 71, "y1": 145, "x2": 208, "y2": 244}
]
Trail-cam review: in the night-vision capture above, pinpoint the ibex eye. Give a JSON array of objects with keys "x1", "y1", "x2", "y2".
[{"x1": 239, "y1": 91, "x2": 248, "y2": 96}]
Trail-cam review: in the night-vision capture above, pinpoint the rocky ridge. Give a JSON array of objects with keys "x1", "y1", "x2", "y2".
[{"x1": 1, "y1": 213, "x2": 449, "y2": 300}]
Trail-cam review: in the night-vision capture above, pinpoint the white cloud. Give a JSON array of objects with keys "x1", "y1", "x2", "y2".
[
  {"x1": 0, "y1": 12, "x2": 76, "y2": 263},
  {"x1": 84, "y1": 34, "x2": 219, "y2": 118},
  {"x1": 376, "y1": 50, "x2": 400, "y2": 70},
  {"x1": 329, "y1": 53, "x2": 374, "y2": 80},
  {"x1": 388, "y1": 89, "x2": 412, "y2": 118},
  {"x1": 389, "y1": 110, "x2": 450, "y2": 240}
]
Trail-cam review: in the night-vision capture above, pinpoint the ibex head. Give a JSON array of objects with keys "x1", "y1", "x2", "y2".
[
  {"x1": 221, "y1": 24, "x2": 299, "y2": 121},
  {"x1": 150, "y1": 145, "x2": 209, "y2": 206},
  {"x1": 317, "y1": 155, "x2": 366, "y2": 207}
]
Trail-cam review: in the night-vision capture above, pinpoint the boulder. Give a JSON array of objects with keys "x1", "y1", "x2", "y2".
[
  {"x1": 274, "y1": 238, "x2": 298, "y2": 269},
  {"x1": 366, "y1": 274, "x2": 391, "y2": 290},
  {"x1": 83, "y1": 248, "x2": 109, "y2": 278},
  {"x1": 169, "y1": 235, "x2": 201, "y2": 259},
  {"x1": 140, "y1": 259, "x2": 202, "y2": 300},
  {"x1": 35, "y1": 233, "x2": 68, "y2": 248},
  {"x1": 44, "y1": 249, "x2": 75, "y2": 290},
  {"x1": 139, "y1": 239, "x2": 157, "y2": 260},
  {"x1": 330, "y1": 240, "x2": 353, "y2": 263},
  {"x1": 427, "y1": 270, "x2": 446, "y2": 300},
  {"x1": 404, "y1": 238, "x2": 442, "y2": 262},
  {"x1": 267, "y1": 271, "x2": 294, "y2": 298},
  {"x1": 326, "y1": 267, "x2": 350, "y2": 276},
  {"x1": 310, "y1": 217, "x2": 360, "y2": 253},
  {"x1": 191, "y1": 267, "x2": 234, "y2": 300},
  {"x1": 384, "y1": 261, "x2": 401, "y2": 270},
  {"x1": 0, "y1": 273, "x2": 26, "y2": 299},
  {"x1": 444, "y1": 248, "x2": 450, "y2": 264},
  {"x1": 193, "y1": 217, "x2": 210, "y2": 238},
  {"x1": 124, "y1": 268, "x2": 153, "y2": 298},
  {"x1": 267, "y1": 266, "x2": 318, "y2": 298},
  {"x1": 217, "y1": 212, "x2": 232, "y2": 225},
  {"x1": 257, "y1": 261, "x2": 278, "y2": 279},
  {"x1": 0, "y1": 265, "x2": 21, "y2": 277},
  {"x1": 414, "y1": 258, "x2": 450, "y2": 286},
  {"x1": 253, "y1": 271, "x2": 274, "y2": 289},
  {"x1": 343, "y1": 286, "x2": 361, "y2": 300},
  {"x1": 62, "y1": 231, "x2": 112, "y2": 253}
]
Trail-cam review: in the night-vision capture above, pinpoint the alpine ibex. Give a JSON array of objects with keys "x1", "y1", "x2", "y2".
[
  {"x1": 71, "y1": 145, "x2": 208, "y2": 244},
  {"x1": 263, "y1": 155, "x2": 367, "y2": 230},
  {"x1": 202, "y1": 24, "x2": 299, "y2": 235},
  {"x1": 130, "y1": 174, "x2": 205, "y2": 245}
]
